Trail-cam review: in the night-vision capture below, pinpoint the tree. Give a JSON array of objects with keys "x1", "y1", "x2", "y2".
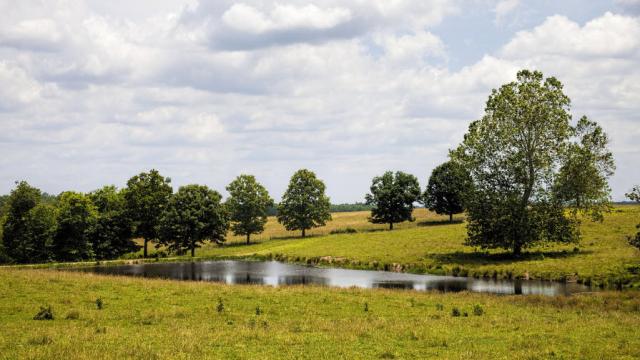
[
  {"x1": 628, "y1": 185, "x2": 640, "y2": 250},
  {"x1": 53, "y1": 191, "x2": 98, "y2": 262},
  {"x1": 22, "y1": 203, "x2": 58, "y2": 263},
  {"x1": 423, "y1": 161, "x2": 472, "y2": 222},
  {"x1": 451, "y1": 70, "x2": 614, "y2": 255},
  {"x1": 226, "y1": 175, "x2": 274, "y2": 244},
  {"x1": 365, "y1": 171, "x2": 421, "y2": 230},
  {"x1": 277, "y1": 169, "x2": 331, "y2": 237},
  {"x1": 89, "y1": 186, "x2": 139, "y2": 259},
  {"x1": 158, "y1": 185, "x2": 229, "y2": 257},
  {"x1": 124, "y1": 170, "x2": 172, "y2": 258},
  {"x1": 554, "y1": 116, "x2": 615, "y2": 221},
  {"x1": 1, "y1": 181, "x2": 42, "y2": 263}
]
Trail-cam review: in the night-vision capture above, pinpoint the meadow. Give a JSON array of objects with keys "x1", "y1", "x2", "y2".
[
  {"x1": 128, "y1": 205, "x2": 640, "y2": 288},
  {"x1": 1, "y1": 268, "x2": 640, "y2": 359}
]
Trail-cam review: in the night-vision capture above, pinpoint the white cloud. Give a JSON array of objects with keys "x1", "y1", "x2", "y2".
[{"x1": 494, "y1": 0, "x2": 520, "y2": 24}]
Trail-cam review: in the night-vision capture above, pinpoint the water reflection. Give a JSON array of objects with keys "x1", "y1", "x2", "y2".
[{"x1": 71, "y1": 260, "x2": 591, "y2": 296}]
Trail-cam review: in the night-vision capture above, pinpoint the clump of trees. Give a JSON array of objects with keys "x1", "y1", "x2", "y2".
[
  {"x1": 423, "y1": 161, "x2": 472, "y2": 223},
  {"x1": 226, "y1": 175, "x2": 274, "y2": 244},
  {"x1": 451, "y1": 70, "x2": 614, "y2": 255},
  {"x1": 365, "y1": 171, "x2": 421, "y2": 230},
  {"x1": 277, "y1": 169, "x2": 331, "y2": 237},
  {"x1": 627, "y1": 185, "x2": 640, "y2": 249}
]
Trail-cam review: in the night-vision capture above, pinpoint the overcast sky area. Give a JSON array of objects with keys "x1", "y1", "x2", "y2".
[{"x1": 0, "y1": 0, "x2": 639, "y2": 202}]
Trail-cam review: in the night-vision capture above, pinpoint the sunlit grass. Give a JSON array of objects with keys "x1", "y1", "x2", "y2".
[{"x1": 1, "y1": 268, "x2": 639, "y2": 359}]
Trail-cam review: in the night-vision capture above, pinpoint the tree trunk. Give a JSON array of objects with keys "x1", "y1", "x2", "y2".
[
  {"x1": 389, "y1": 222, "x2": 393, "y2": 230},
  {"x1": 191, "y1": 245, "x2": 195, "y2": 257},
  {"x1": 302, "y1": 228, "x2": 306, "y2": 238},
  {"x1": 513, "y1": 244, "x2": 522, "y2": 257},
  {"x1": 246, "y1": 233, "x2": 250, "y2": 245},
  {"x1": 449, "y1": 213, "x2": 453, "y2": 223},
  {"x1": 143, "y1": 239, "x2": 148, "y2": 258}
]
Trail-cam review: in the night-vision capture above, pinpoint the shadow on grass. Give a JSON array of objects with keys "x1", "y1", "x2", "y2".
[
  {"x1": 417, "y1": 219, "x2": 464, "y2": 227},
  {"x1": 427, "y1": 249, "x2": 592, "y2": 266}
]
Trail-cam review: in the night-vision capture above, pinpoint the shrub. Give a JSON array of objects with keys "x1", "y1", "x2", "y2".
[
  {"x1": 217, "y1": 298, "x2": 224, "y2": 313},
  {"x1": 451, "y1": 307, "x2": 461, "y2": 317},
  {"x1": 329, "y1": 227, "x2": 358, "y2": 235},
  {"x1": 255, "y1": 306, "x2": 262, "y2": 315},
  {"x1": 33, "y1": 306, "x2": 54, "y2": 320},
  {"x1": 95, "y1": 298, "x2": 103, "y2": 310},
  {"x1": 364, "y1": 302, "x2": 369, "y2": 312},
  {"x1": 473, "y1": 304, "x2": 484, "y2": 316}
]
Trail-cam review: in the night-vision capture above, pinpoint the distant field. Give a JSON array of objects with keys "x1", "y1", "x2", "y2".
[
  {"x1": 124, "y1": 205, "x2": 640, "y2": 288},
  {"x1": 1, "y1": 268, "x2": 639, "y2": 359}
]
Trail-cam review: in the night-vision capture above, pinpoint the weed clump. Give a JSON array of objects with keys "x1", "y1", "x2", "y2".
[
  {"x1": 330, "y1": 227, "x2": 358, "y2": 235},
  {"x1": 364, "y1": 302, "x2": 369, "y2": 312},
  {"x1": 473, "y1": 304, "x2": 484, "y2": 316},
  {"x1": 217, "y1": 298, "x2": 224, "y2": 313},
  {"x1": 451, "y1": 307, "x2": 461, "y2": 317},
  {"x1": 95, "y1": 298, "x2": 103, "y2": 310},
  {"x1": 27, "y1": 335, "x2": 53, "y2": 345},
  {"x1": 255, "y1": 306, "x2": 262, "y2": 315},
  {"x1": 33, "y1": 306, "x2": 54, "y2": 320},
  {"x1": 436, "y1": 303, "x2": 444, "y2": 311}
]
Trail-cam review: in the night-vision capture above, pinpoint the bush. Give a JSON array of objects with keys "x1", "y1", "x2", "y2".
[
  {"x1": 217, "y1": 298, "x2": 224, "y2": 313},
  {"x1": 473, "y1": 304, "x2": 484, "y2": 316},
  {"x1": 451, "y1": 307, "x2": 461, "y2": 317},
  {"x1": 33, "y1": 306, "x2": 54, "y2": 320},
  {"x1": 95, "y1": 298, "x2": 103, "y2": 310}
]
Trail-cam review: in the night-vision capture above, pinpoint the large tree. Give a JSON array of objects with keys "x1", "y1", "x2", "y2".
[
  {"x1": 365, "y1": 171, "x2": 421, "y2": 230},
  {"x1": 226, "y1": 175, "x2": 274, "y2": 244},
  {"x1": 1, "y1": 181, "x2": 42, "y2": 263},
  {"x1": 53, "y1": 191, "x2": 98, "y2": 262},
  {"x1": 277, "y1": 169, "x2": 331, "y2": 237},
  {"x1": 158, "y1": 185, "x2": 229, "y2": 257},
  {"x1": 89, "y1": 186, "x2": 139, "y2": 259},
  {"x1": 628, "y1": 185, "x2": 640, "y2": 250},
  {"x1": 423, "y1": 161, "x2": 472, "y2": 222},
  {"x1": 451, "y1": 69, "x2": 614, "y2": 255},
  {"x1": 124, "y1": 170, "x2": 172, "y2": 258}
]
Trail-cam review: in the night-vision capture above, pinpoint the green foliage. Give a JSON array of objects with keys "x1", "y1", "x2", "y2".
[
  {"x1": 124, "y1": 170, "x2": 172, "y2": 257},
  {"x1": 2, "y1": 181, "x2": 44, "y2": 263},
  {"x1": 226, "y1": 175, "x2": 274, "y2": 244},
  {"x1": 53, "y1": 192, "x2": 98, "y2": 262},
  {"x1": 451, "y1": 307, "x2": 461, "y2": 317},
  {"x1": 451, "y1": 69, "x2": 613, "y2": 255},
  {"x1": 472, "y1": 304, "x2": 484, "y2": 316},
  {"x1": 330, "y1": 203, "x2": 372, "y2": 212},
  {"x1": 365, "y1": 171, "x2": 421, "y2": 230},
  {"x1": 158, "y1": 184, "x2": 229, "y2": 256},
  {"x1": 277, "y1": 169, "x2": 331, "y2": 237},
  {"x1": 555, "y1": 116, "x2": 615, "y2": 221},
  {"x1": 33, "y1": 306, "x2": 54, "y2": 320},
  {"x1": 89, "y1": 186, "x2": 139, "y2": 259},
  {"x1": 22, "y1": 204, "x2": 58, "y2": 263},
  {"x1": 96, "y1": 298, "x2": 103, "y2": 310},
  {"x1": 627, "y1": 185, "x2": 640, "y2": 250},
  {"x1": 423, "y1": 161, "x2": 472, "y2": 222}
]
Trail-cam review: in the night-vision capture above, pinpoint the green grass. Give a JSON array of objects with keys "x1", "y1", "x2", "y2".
[
  {"x1": 1, "y1": 268, "x2": 639, "y2": 359},
  {"x1": 127, "y1": 205, "x2": 640, "y2": 288}
]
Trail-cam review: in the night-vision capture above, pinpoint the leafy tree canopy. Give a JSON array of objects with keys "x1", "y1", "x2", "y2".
[
  {"x1": 277, "y1": 169, "x2": 331, "y2": 237},
  {"x1": 158, "y1": 184, "x2": 229, "y2": 257},
  {"x1": 53, "y1": 191, "x2": 98, "y2": 262},
  {"x1": 451, "y1": 69, "x2": 614, "y2": 255},
  {"x1": 2, "y1": 181, "x2": 42, "y2": 263},
  {"x1": 365, "y1": 171, "x2": 421, "y2": 230},
  {"x1": 226, "y1": 175, "x2": 274, "y2": 244},
  {"x1": 124, "y1": 169, "x2": 172, "y2": 257},
  {"x1": 89, "y1": 186, "x2": 139, "y2": 259},
  {"x1": 423, "y1": 161, "x2": 472, "y2": 222}
]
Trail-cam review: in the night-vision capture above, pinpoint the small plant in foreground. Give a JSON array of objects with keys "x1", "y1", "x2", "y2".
[
  {"x1": 33, "y1": 306, "x2": 54, "y2": 320},
  {"x1": 255, "y1": 306, "x2": 262, "y2": 315},
  {"x1": 217, "y1": 298, "x2": 224, "y2": 313},
  {"x1": 473, "y1": 304, "x2": 484, "y2": 316},
  {"x1": 27, "y1": 335, "x2": 53, "y2": 345},
  {"x1": 436, "y1": 303, "x2": 444, "y2": 311},
  {"x1": 364, "y1": 302, "x2": 369, "y2": 312},
  {"x1": 95, "y1": 298, "x2": 103, "y2": 310},
  {"x1": 451, "y1": 307, "x2": 461, "y2": 317}
]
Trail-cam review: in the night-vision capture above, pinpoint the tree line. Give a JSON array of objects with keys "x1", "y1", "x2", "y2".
[{"x1": 1, "y1": 69, "x2": 635, "y2": 263}]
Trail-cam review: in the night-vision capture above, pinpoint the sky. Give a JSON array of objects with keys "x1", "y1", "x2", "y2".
[{"x1": 0, "y1": 0, "x2": 639, "y2": 203}]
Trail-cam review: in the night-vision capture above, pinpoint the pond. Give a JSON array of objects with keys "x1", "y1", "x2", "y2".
[{"x1": 72, "y1": 260, "x2": 591, "y2": 296}]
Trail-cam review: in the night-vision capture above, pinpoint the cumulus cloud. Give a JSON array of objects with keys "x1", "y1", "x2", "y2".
[
  {"x1": 0, "y1": 0, "x2": 638, "y2": 201},
  {"x1": 494, "y1": 0, "x2": 520, "y2": 24}
]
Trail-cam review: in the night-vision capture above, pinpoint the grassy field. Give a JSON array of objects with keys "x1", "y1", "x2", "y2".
[
  {"x1": 1, "y1": 268, "x2": 639, "y2": 359},
  {"x1": 128, "y1": 206, "x2": 640, "y2": 288}
]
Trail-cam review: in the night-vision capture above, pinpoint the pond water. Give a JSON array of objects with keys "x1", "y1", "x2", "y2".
[{"x1": 72, "y1": 260, "x2": 591, "y2": 296}]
